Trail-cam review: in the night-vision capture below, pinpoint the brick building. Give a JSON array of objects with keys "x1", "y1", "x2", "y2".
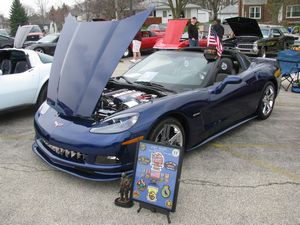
[{"x1": 238, "y1": 0, "x2": 300, "y2": 25}]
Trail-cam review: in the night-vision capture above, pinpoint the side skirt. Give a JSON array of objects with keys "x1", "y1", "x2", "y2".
[{"x1": 187, "y1": 115, "x2": 257, "y2": 152}]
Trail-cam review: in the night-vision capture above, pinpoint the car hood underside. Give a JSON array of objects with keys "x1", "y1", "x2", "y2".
[{"x1": 47, "y1": 9, "x2": 153, "y2": 118}]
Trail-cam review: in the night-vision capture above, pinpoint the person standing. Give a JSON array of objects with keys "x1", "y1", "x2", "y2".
[
  {"x1": 188, "y1": 17, "x2": 199, "y2": 47},
  {"x1": 130, "y1": 30, "x2": 142, "y2": 63},
  {"x1": 212, "y1": 19, "x2": 224, "y2": 41}
]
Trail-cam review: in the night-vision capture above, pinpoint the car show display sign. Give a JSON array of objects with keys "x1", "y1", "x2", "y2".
[{"x1": 131, "y1": 140, "x2": 183, "y2": 223}]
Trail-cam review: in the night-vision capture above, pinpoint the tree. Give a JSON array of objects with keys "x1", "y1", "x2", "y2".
[
  {"x1": 9, "y1": 0, "x2": 28, "y2": 36},
  {"x1": 35, "y1": 0, "x2": 49, "y2": 25},
  {"x1": 166, "y1": 0, "x2": 189, "y2": 19}
]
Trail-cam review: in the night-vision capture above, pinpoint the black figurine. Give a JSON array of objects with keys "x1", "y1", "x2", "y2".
[{"x1": 114, "y1": 172, "x2": 134, "y2": 208}]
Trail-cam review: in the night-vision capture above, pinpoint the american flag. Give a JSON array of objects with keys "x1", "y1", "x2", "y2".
[{"x1": 207, "y1": 25, "x2": 223, "y2": 57}]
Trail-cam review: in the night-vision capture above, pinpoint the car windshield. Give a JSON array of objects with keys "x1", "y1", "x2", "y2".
[
  {"x1": 123, "y1": 51, "x2": 214, "y2": 92},
  {"x1": 30, "y1": 25, "x2": 42, "y2": 33},
  {"x1": 261, "y1": 29, "x2": 269, "y2": 38},
  {"x1": 279, "y1": 27, "x2": 289, "y2": 34},
  {"x1": 0, "y1": 29, "x2": 9, "y2": 37},
  {"x1": 38, "y1": 34, "x2": 58, "y2": 43},
  {"x1": 38, "y1": 52, "x2": 53, "y2": 63}
]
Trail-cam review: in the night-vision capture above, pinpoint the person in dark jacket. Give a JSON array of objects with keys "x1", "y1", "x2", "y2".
[
  {"x1": 188, "y1": 17, "x2": 199, "y2": 47},
  {"x1": 212, "y1": 19, "x2": 224, "y2": 41}
]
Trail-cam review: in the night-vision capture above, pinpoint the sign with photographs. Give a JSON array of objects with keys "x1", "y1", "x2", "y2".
[{"x1": 131, "y1": 140, "x2": 183, "y2": 212}]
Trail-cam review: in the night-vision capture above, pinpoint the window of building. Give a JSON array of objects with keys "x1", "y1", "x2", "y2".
[
  {"x1": 286, "y1": 5, "x2": 300, "y2": 18},
  {"x1": 249, "y1": 6, "x2": 261, "y2": 19},
  {"x1": 163, "y1": 10, "x2": 167, "y2": 18}
]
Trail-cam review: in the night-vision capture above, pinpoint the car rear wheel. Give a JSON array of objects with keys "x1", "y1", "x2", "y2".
[
  {"x1": 35, "y1": 48, "x2": 44, "y2": 53},
  {"x1": 36, "y1": 83, "x2": 48, "y2": 108},
  {"x1": 148, "y1": 117, "x2": 185, "y2": 148},
  {"x1": 257, "y1": 82, "x2": 275, "y2": 120},
  {"x1": 123, "y1": 48, "x2": 132, "y2": 58}
]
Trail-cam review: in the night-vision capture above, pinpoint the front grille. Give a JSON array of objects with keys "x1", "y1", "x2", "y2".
[
  {"x1": 41, "y1": 139, "x2": 85, "y2": 163},
  {"x1": 237, "y1": 44, "x2": 254, "y2": 49}
]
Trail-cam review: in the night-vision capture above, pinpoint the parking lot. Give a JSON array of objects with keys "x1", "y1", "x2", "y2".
[{"x1": 0, "y1": 59, "x2": 300, "y2": 225}]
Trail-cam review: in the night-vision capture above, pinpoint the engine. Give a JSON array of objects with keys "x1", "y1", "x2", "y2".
[{"x1": 94, "y1": 88, "x2": 157, "y2": 120}]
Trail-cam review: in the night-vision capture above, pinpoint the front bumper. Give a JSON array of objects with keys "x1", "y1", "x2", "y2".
[
  {"x1": 32, "y1": 105, "x2": 148, "y2": 181},
  {"x1": 32, "y1": 138, "x2": 133, "y2": 181}
]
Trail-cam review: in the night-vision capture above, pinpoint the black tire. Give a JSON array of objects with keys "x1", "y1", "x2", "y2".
[
  {"x1": 258, "y1": 47, "x2": 266, "y2": 58},
  {"x1": 257, "y1": 82, "x2": 276, "y2": 120},
  {"x1": 36, "y1": 83, "x2": 48, "y2": 108},
  {"x1": 35, "y1": 48, "x2": 45, "y2": 53},
  {"x1": 123, "y1": 47, "x2": 132, "y2": 58},
  {"x1": 148, "y1": 117, "x2": 186, "y2": 148}
]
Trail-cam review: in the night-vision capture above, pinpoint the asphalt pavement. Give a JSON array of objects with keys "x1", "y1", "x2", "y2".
[{"x1": 0, "y1": 58, "x2": 299, "y2": 225}]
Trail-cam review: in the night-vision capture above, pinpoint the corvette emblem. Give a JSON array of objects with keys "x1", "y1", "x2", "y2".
[{"x1": 54, "y1": 121, "x2": 63, "y2": 127}]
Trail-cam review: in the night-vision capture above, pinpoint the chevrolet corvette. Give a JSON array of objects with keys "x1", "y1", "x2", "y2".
[{"x1": 32, "y1": 9, "x2": 281, "y2": 181}]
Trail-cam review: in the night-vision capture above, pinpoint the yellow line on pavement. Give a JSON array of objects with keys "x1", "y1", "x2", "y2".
[{"x1": 211, "y1": 143, "x2": 300, "y2": 182}]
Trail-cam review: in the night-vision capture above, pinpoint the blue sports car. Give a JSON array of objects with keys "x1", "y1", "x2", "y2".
[{"x1": 33, "y1": 9, "x2": 281, "y2": 181}]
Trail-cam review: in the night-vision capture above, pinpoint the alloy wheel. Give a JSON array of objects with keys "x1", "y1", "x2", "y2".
[
  {"x1": 154, "y1": 124, "x2": 184, "y2": 147},
  {"x1": 262, "y1": 85, "x2": 275, "y2": 116}
]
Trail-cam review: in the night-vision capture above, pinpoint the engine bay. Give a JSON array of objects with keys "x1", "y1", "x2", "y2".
[{"x1": 93, "y1": 84, "x2": 159, "y2": 120}]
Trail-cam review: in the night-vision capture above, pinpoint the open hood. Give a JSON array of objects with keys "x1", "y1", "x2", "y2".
[
  {"x1": 47, "y1": 8, "x2": 153, "y2": 118},
  {"x1": 14, "y1": 25, "x2": 32, "y2": 48},
  {"x1": 225, "y1": 17, "x2": 263, "y2": 38},
  {"x1": 154, "y1": 19, "x2": 188, "y2": 49}
]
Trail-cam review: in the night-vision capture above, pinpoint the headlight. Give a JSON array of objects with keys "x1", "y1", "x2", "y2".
[
  {"x1": 38, "y1": 101, "x2": 50, "y2": 115},
  {"x1": 90, "y1": 112, "x2": 139, "y2": 134},
  {"x1": 253, "y1": 41, "x2": 258, "y2": 51}
]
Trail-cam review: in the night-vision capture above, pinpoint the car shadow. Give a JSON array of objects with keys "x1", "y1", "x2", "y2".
[{"x1": 0, "y1": 107, "x2": 36, "y2": 123}]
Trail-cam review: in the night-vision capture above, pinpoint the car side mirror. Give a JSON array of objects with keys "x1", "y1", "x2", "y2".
[
  {"x1": 211, "y1": 75, "x2": 242, "y2": 94},
  {"x1": 0, "y1": 69, "x2": 3, "y2": 75}
]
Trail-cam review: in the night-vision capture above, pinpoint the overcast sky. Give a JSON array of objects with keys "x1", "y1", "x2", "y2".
[{"x1": 0, "y1": 0, "x2": 76, "y2": 18}]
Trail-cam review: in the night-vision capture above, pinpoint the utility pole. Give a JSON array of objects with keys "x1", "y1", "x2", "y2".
[{"x1": 115, "y1": 0, "x2": 119, "y2": 20}]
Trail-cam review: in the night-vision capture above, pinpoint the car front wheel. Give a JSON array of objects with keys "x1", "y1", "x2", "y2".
[
  {"x1": 257, "y1": 82, "x2": 275, "y2": 120},
  {"x1": 259, "y1": 47, "x2": 266, "y2": 58},
  {"x1": 148, "y1": 117, "x2": 185, "y2": 148}
]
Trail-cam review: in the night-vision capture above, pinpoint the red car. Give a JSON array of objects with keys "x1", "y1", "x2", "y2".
[
  {"x1": 123, "y1": 30, "x2": 164, "y2": 57},
  {"x1": 154, "y1": 19, "x2": 207, "y2": 49}
]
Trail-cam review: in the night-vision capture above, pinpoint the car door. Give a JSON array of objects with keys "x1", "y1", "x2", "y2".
[
  {"x1": 0, "y1": 65, "x2": 39, "y2": 110},
  {"x1": 141, "y1": 31, "x2": 157, "y2": 50}
]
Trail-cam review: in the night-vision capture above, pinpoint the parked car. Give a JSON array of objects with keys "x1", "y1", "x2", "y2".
[
  {"x1": 0, "y1": 29, "x2": 9, "y2": 37},
  {"x1": 0, "y1": 49, "x2": 52, "y2": 112},
  {"x1": 0, "y1": 34, "x2": 14, "y2": 48},
  {"x1": 154, "y1": 19, "x2": 207, "y2": 49},
  {"x1": 223, "y1": 17, "x2": 297, "y2": 57},
  {"x1": 26, "y1": 33, "x2": 59, "y2": 56},
  {"x1": 33, "y1": 11, "x2": 280, "y2": 181},
  {"x1": 0, "y1": 25, "x2": 52, "y2": 113},
  {"x1": 123, "y1": 30, "x2": 163, "y2": 57},
  {"x1": 147, "y1": 24, "x2": 167, "y2": 35},
  {"x1": 25, "y1": 25, "x2": 44, "y2": 41}
]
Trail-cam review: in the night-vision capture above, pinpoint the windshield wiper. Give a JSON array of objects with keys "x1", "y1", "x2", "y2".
[
  {"x1": 114, "y1": 76, "x2": 133, "y2": 84},
  {"x1": 134, "y1": 81, "x2": 177, "y2": 93}
]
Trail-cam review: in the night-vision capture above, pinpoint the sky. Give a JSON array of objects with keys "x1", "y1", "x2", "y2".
[{"x1": 0, "y1": 0, "x2": 77, "y2": 18}]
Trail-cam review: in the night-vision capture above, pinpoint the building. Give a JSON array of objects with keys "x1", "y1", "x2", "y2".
[
  {"x1": 218, "y1": 4, "x2": 239, "y2": 22},
  {"x1": 135, "y1": 0, "x2": 212, "y2": 24},
  {"x1": 238, "y1": 0, "x2": 300, "y2": 25}
]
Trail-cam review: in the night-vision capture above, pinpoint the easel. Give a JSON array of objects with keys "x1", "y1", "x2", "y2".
[{"x1": 137, "y1": 202, "x2": 172, "y2": 224}]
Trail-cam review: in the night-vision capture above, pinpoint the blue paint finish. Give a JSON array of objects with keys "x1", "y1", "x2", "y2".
[
  {"x1": 33, "y1": 11, "x2": 280, "y2": 181},
  {"x1": 47, "y1": 9, "x2": 153, "y2": 117}
]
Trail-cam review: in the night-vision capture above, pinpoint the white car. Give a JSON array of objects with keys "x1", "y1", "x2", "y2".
[{"x1": 0, "y1": 25, "x2": 52, "y2": 113}]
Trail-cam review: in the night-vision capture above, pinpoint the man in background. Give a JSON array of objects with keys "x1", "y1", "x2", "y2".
[
  {"x1": 188, "y1": 17, "x2": 199, "y2": 47},
  {"x1": 212, "y1": 19, "x2": 224, "y2": 41}
]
